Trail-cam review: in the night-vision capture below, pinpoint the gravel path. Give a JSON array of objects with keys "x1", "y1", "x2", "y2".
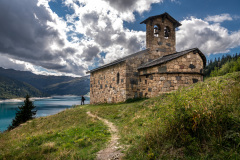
[{"x1": 87, "y1": 111, "x2": 123, "y2": 160}]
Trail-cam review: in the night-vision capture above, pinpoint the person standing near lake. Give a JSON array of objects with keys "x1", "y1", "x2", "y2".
[{"x1": 81, "y1": 95, "x2": 85, "y2": 105}]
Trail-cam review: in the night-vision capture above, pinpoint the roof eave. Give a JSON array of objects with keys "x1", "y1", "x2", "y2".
[
  {"x1": 86, "y1": 49, "x2": 149, "y2": 74},
  {"x1": 140, "y1": 12, "x2": 182, "y2": 28}
]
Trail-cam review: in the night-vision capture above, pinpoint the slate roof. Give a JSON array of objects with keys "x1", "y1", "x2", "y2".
[
  {"x1": 86, "y1": 49, "x2": 149, "y2": 73},
  {"x1": 140, "y1": 12, "x2": 181, "y2": 28},
  {"x1": 138, "y1": 48, "x2": 206, "y2": 70}
]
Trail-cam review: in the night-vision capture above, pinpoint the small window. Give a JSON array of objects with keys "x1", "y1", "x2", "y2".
[
  {"x1": 117, "y1": 73, "x2": 120, "y2": 84},
  {"x1": 154, "y1": 25, "x2": 160, "y2": 37},
  {"x1": 164, "y1": 26, "x2": 170, "y2": 39}
]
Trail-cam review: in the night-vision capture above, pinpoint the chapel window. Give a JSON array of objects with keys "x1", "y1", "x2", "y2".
[{"x1": 117, "y1": 72, "x2": 120, "y2": 84}]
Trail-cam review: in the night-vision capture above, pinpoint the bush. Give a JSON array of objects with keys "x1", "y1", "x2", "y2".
[{"x1": 125, "y1": 97, "x2": 148, "y2": 103}]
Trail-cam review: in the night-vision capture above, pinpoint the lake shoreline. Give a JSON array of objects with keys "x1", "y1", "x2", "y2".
[
  {"x1": 0, "y1": 95, "x2": 90, "y2": 132},
  {"x1": 0, "y1": 94, "x2": 90, "y2": 103}
]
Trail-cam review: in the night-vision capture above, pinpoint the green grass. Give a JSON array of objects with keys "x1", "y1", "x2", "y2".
[
  {"x1": 0, "y1": 107, "x2": 110, "y2": 160},
  {"x1": 1, "y1": 72, "x2": 240, "y2": 159},
  {"x1": 85, "y1": 72, "x2": 240, "y2": 159}
]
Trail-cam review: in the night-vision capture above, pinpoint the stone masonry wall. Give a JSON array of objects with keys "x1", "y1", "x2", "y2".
[
  {"x1": 125, "y1": 49, "x2": 166, "y2": 99},
  {"x1": 138, "y1": 73, "x2": 202, "y2": 98},
  {"x1": 146, "y1": 17, "x2": 176, "y2": 58},
  {"x1": 138, "y1": 51, "x2": 204, "y2": 97},
  {"x1": 90, "y1": 62, "x2": 127, "y2": 104}
]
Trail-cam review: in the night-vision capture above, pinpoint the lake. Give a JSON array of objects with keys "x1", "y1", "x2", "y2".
[{"x1": 0, "y1": 96, "x2": 89, "y2": 132}]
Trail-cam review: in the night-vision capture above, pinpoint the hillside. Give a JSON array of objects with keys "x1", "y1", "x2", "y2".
[
  {"x1": 0, "y1": 76, "x2": 44, "y2": 99},
  {"x1": 0, "y1": 67, "x2": 90, "y2": 97},
  {"x1": 44, "y1": 76, "x2": 90, "y2": 96},
  {"x1": 0, "y1": 72, "x2": 239, "y2": 159}
]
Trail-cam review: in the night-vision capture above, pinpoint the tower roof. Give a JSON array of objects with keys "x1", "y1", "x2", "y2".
[{"x1": 140, "y1": 12, "x2": 181, "y2": 28}]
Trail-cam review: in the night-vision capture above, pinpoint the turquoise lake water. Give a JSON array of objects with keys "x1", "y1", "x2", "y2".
[{"x1": 0, "y1": 96, "x2": 89, "y2": 132}]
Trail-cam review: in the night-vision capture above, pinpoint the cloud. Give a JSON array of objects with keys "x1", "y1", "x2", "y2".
[
  {"x1": 0, "y1": 0, "x2": 89, "y2": 76},
  {"x1": 176, "y1": 16, "x2": 240, "y2": 55},
  {"x1": 205, "y1": 13, "x2": 233, "y2": 23},
  {"x1": 101, "y1": 0, "x2": 164, "y2": 22},
  {"x1": 66, "y1": 0, "x2": 146, "y2": 64},
  {"x1": 0, "y1": 54, "x2": 27, "y2": 71},
  {"x1": 0, "y1": 0, "x2": 150, "y2": 76},
  {"x1": 102, "y1": 0, "x2": 161, "y2": 13},
  {"x1": 1, "y1": 0, "x2": 239, "y2": 77},
  {"x1": 82, "y1": 45, "x2": 101, "y2": 61}
]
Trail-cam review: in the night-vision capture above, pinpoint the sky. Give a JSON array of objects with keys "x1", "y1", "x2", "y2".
[{"x1": 0, "y1": 0, "x2": 239, "y2": 77}]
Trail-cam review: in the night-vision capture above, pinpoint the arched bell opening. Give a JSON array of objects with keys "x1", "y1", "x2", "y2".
[
  {"x1": 164, "y1": 26, "x2": 170, "y2": 39},
  {"x1": 153, "y1": 24, "x2": 161, "y2": 37}
]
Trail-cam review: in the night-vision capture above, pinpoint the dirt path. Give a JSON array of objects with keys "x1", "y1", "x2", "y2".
[{"x1": 87, "y1": 111, "x2": 123, "y2": 160}]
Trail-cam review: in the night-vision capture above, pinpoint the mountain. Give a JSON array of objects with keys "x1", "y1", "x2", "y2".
[
  {"x1": 0, "y1": 76, "x2": 44, "y2": 99},
  {"x1": 0, "y1": 67, "x2": 90, "y2": 98},
  {"x1": 44, "y1": 76, "x2": 90, "y2": 96}
]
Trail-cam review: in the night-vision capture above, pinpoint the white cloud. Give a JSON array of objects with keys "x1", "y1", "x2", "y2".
[
  {"x1": 204, "y1": 13, "x2": 232, "y2": 23},
  {"x1": 65, "y1": 0, "x2": 147, "y2": 65},
  {"x1": 176, "y1": 16, "x2": 240, "y2": 55}
]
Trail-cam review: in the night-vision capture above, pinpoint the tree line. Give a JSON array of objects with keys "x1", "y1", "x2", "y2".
[{"x1": 204, "y1": 53, "x2": 240, "y2": 77}]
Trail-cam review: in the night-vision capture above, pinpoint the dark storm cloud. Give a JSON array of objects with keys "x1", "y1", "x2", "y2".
[
  {"x1": 0, "y1": 0, "x2": 56, "y2": 58},
  {"x1": 82, "y1": 45, "x2": 100, "y2": 61},
  {"x1": 102, "y1": 0, "x2": 137, "y2": 12},
  {"x1": 126, "y1": 36, "x2": 142, "y2": 53},
  {"x1": 0, "y1": 0, "x2": 82, "y2": 75},
  {"x1": 82, "y1": 12, "x2": 99, "y2": 25}
]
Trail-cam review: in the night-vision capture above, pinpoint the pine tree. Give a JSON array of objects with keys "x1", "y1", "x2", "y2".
[{"x1": 8, "y1": 94, "x2": 37, "y2": 130}]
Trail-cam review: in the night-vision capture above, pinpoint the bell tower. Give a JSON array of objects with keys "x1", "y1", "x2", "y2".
[{"x1": 140, "y1": 12, "x2": 181, "y2": 58}]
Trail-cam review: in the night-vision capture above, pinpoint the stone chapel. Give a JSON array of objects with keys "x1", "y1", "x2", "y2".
[{"x1": 86, "y1": 12, "x2": 206, "y2": 104}]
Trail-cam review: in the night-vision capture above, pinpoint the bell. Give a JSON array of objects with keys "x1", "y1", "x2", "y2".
[
  {"x1": 164, "y1": 28, "x2": 169, "y2": 37},
  {"x1": 154, "y1": 27, "x2": 159, "y2": 34}
]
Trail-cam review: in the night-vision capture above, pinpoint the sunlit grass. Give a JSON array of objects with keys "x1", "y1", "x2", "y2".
[
  {"x1": 85, "y1": 72, "x2": 240, "y2": 159},
  {"x1": 0, "y1": 107, "x2": 110, "y2": 160}
]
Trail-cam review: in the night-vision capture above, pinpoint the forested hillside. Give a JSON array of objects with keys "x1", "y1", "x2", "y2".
[
  {"x1": 0, "y1": 76, "x2": 43, "y2": 99},
  {"x1": 204, "y1": 53, "x2": 240, "y2": 77},
  {"x1": 0, "y1": 67, "x2": 90, "y2": 98},
  {"x1": 44, "y1": 76, "x2": 90, "y2": 96}
]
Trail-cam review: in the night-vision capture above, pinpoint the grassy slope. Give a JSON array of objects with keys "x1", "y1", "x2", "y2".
[
  {"x1": 1, "y1": 72, "x2": 239, "y2": 159},
  {"x1": 0, "y1": 107, "x2": 110, "y2": 160},
  {"x1": 86, "y1": 72, "x2": 240, "y2": 159}
]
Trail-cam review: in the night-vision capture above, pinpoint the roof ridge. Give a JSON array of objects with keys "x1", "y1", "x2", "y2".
[
  {"x1": 138, "y1": 48, "x2": 204, "y2": 70},
  {"x1": 86, "y1": 49, "x2": 149, "y2": 73}
]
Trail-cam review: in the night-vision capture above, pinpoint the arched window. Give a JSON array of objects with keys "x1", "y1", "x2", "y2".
[
  {"x1": 164, "y1": 26, "x2": 170, "y2": 39},
  {"x1": 117, "y1": 72, "x2": 120, "y2": 84},
  {"x1": 154, "y1": 25, "x2": 160, "y2": 37}
]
